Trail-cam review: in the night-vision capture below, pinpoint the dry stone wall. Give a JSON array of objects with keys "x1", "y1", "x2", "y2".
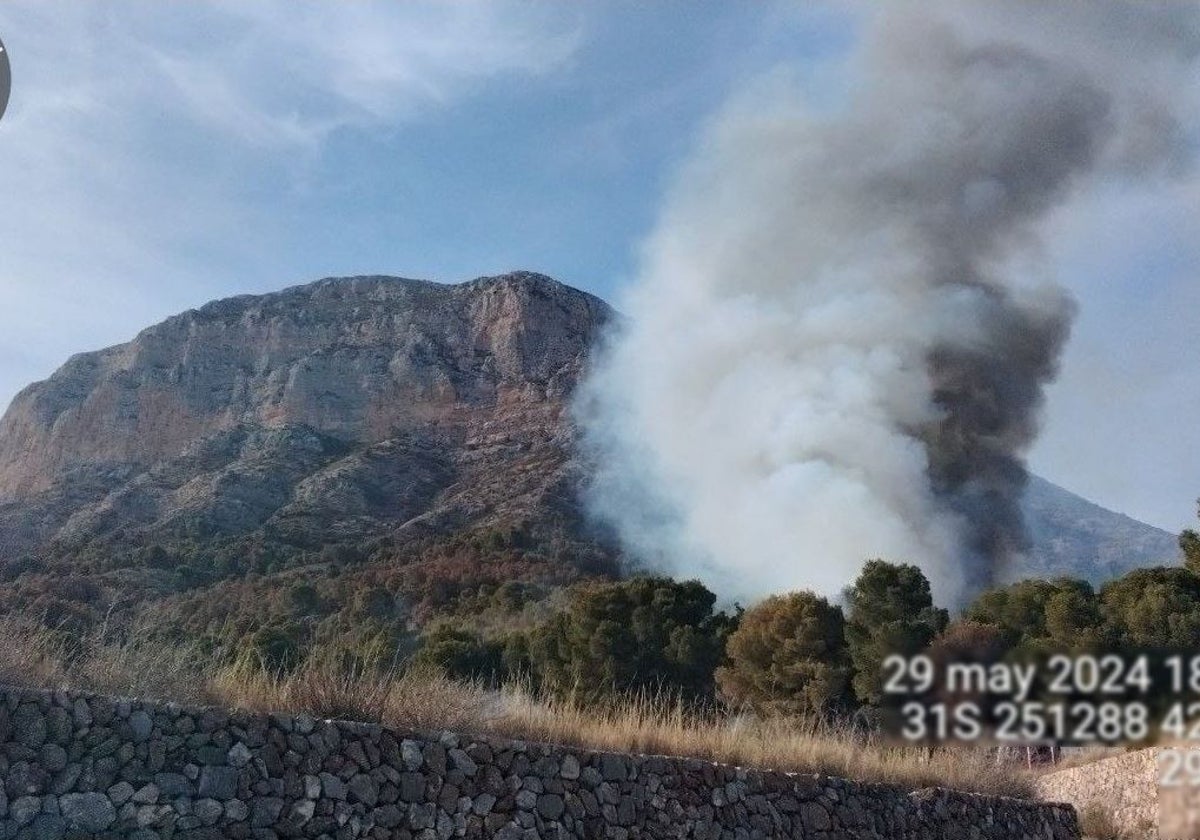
[
  {"x1": 1034, "y1": 748, "x2": 1160, "y2": 838},
  {"x1": 0, "y1": 684, "x2": 1077, "y2": 839}
]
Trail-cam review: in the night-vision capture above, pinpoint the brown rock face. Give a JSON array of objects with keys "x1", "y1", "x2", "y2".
[{"x1": 0, "y1": 272, "x2": 613, "y2": 558}]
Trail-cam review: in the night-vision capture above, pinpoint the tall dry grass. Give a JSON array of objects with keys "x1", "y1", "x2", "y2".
[
  {"x1": 0, "y1": 617, "x2": 1032, "y2": 799},
  {"x1": 488, "y1": 689, "x2": 1032, "y2": 798},
  {"x1": 0, "y1": 615, "x2": 222, "y2": 703},
  {"x1": 1078, "y1": 802, "x2": 1124, "y2": 840}
]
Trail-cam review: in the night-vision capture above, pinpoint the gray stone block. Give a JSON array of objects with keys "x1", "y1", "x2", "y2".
[
  {"x1": 128, "y1": 712, "x2": 153, "y2": 743},
  {"x1": 249, "y1": 797, "x2": 283, "y2": 828},
  {"x1": 197, "y1": 766, "x2": 238, "y2": 800},
  {"x1": 347, "y1": 774, "x2": 377, "y2": 807},
  {"x1": 132, "y1": 784, "x2": 159, "y2": 805},
  {"x1": 107, "y1": 781, "x2": 134, "y2": 806},
  {"x1": 59, "y1": 792, "x2": 116, "y2": 832},
  {"x1": 227, "y1": 742, "x2": 253, "y2": 768},
  {"x1": 153, "y1": 773, "x2": 191, "y2": 798},
  {"x1": 193, "y1": 798, "x2": 223, "y2": 826},
  {"x1": 537, "y1": 793, "x2": 565, "y2": 821},
  {"x1": 318, "y1": 772, "x2": 345, "y2": 800},
  {"x1": 9, "y1": 798, "x2": 38, "y2": 827},
  {"x1": 11, "y1": 708, "x2": 45, "y2": 749},
  {"x1": 30, "y1": 814, "x2": 64, "y2": 840}
]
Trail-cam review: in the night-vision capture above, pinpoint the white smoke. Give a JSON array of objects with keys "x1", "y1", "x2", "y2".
[{"x1": 577, "y1": 1, "x2": 1199, "y2": 606}]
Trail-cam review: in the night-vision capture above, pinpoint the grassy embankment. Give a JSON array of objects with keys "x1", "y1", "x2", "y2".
[{"x1": 0, "y1": 616, "x2": 1032, "y2": 799}]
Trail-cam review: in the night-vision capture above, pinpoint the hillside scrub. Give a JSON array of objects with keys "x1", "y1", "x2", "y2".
[
  {"x1": 18, "y1": 557, "x2": 1200, "y2": 724},
  {"x1": 8, "y1": 502, "x2": 1200, "y2": 722},
  {"x1": 0, "y1": 615, "x2": 1032, "y2": 800}
]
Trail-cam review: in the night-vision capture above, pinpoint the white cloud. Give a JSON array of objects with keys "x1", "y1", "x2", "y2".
[
  {"x1": 126, "y1": 3, "x2": 581, "y2": 149},
  {"x1": 0, "y1": 1, "x2": 579, "y2": 407}
]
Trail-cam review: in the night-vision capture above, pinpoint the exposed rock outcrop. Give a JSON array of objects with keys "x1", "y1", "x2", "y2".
[{"x1": 0, "y1": 272, "x2": 612, "y2": 559}]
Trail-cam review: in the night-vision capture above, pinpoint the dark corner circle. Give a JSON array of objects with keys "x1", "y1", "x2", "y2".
[{"x1": 0, "y1": 35, "x2": 9, "y2": 123}]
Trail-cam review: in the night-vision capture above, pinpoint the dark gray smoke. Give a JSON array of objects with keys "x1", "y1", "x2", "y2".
[
  {"x1": 924, "y1": 298, "x2": 1076, "y2": 593},
  {"x1": 578, "y1": 1, "x2": 1198, "y2": 605}
]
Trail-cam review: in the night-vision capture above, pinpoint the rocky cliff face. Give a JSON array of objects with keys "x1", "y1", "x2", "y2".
[{"x1": 0, "y1": 272, "x2": 612, "y2": 560}]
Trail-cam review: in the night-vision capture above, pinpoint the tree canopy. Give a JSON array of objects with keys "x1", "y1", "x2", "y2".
[
  {"x1": 715, "y1": 591, "x2": 850, "y2": 716},
  {"x1": 845, "y1": 559, "x2": 947, "y2": 705},
  {"x1": 527, "y1": 576, "x2": 734, "y2": 700}
]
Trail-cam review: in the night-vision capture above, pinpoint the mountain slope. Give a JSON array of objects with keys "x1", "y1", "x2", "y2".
[
  {"x1": 0, "y1": 272, "x2": 613, "y2": 569},
  {"x1": 1020, "y1": 474, "x2": 1181, "y2": 585}
]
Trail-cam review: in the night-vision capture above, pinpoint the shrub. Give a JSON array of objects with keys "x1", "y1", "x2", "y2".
[
  {"x1": 965, "y1": 577, "x2": 1107, "y2": 654},
  {"x1": 1099, "y1": 567, "x2": 1200, "y2": 649},
  {"x1": 716, "y1": 591, "x2": 850, "y2": 716},
  {"x1": 528, "y1": 577, "x2": 733, "y2": 700},
  {"x1": 411, "y1": 625, "x2": 505, "y2": 683},
  {"x1": 243, "y1": 622, "x2": 307, "y2": 673}
]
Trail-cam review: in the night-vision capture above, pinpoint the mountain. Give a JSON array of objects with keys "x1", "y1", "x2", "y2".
[
  {"x1": 0, "y1": 271, "x2": 1181, "y2": 623},
  {"x1": 1019, "y1": 474, "x2": 1181, "y2": 585},
  {"x1": 0, "y1": 272, "x2": 614, "y2": 578}
]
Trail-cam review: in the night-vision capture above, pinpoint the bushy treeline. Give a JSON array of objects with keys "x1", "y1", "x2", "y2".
[
  {"x1": 410, "y1": 561, "x2": 941, "y2": 712},
  {"x1": 21, "y1": 556, "x2": 1200, "y2": 718},
  {"x1": 407, "y1": 507, "x2": 1200, "y2": 715},
  {"x1": 0, "y1": 519, "x2": 618, "y2": 642}
]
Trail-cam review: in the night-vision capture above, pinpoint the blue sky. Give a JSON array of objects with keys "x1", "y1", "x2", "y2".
[{"x1": 0, "y1": 2, "x2": 1196, "y2": 533}]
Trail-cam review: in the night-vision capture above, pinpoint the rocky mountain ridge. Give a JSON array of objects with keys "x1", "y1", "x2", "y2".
[
  {"x1": 1021, "y1": 473, "x2": 1179, "y2": 584},
  {"x1": 0, "y1": 272, "x2": 611, "y2": 565}
]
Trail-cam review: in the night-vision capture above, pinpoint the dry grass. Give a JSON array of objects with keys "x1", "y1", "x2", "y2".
[
  {"x1": 1078, "y1": 801, "x2": 1124, "y2": 840},
  {"x1": 0, "y1": 615, "x2": 222, "y2": 703},
  {"x1": 212, "y1": 659, "x2": 497, "y2": 734},
  {"x1": 489, "y1": 688, "x2": 1032, "y2": 798},
  {"x1": 1036, "y1": 746, "x2": 1125, "y2": 775},
  {"x1": 1, "y1": 617, "x2": 1033, "y2": 799}
]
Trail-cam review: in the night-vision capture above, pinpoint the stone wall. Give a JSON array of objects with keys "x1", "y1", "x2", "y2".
[
  {"x1": 0, "y1": 684, "x2": 1077, "y2": 839},
  {"x1": 1036, "y1": 748, "x2": 1185, "y2": 840}
]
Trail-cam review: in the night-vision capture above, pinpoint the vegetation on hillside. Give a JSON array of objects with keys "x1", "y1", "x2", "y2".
[
  {"x1": 5, "y1": 490, "x2": 1200, "y2": 797},
  {"x1": 10, "y1": 508, "x2": 1200, "y2": 716}
]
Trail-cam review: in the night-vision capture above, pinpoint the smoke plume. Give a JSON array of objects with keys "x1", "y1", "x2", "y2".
[{"x1": 577, "y1": 2, "x2": 1199, "y2": 606}]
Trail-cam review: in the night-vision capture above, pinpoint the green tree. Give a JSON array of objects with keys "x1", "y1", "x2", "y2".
[
  {"x1": 492, "y1": 581, "x2": 535, "y2": 612},
  {"x1": 411, "y1": 625, "x2": 504, "y2": 682},
  {"x1": 245, "y1": 622, "x2": 307, "y2": 673},
  {"x1": 715, "y1": 591, "x2": 850, "y2": 716},
  {"x1": 1181, "y1": 499, "x2": 1200, "y2": 575},
  {"x1": 528, "y1": 577, "x2": 733, "y2": 700},
  {"x1": 1042, "y1": 579, "x2": 1107, "y2": 650},
  {"x1": 964, "y1": 577, "x2": 1104, "y2": 653},
  {"x1": 845, "y1": 560, "x2": 947, "y2": 705},
  {"x1": 287, "y1": 582, "x2": 323, "y2": 617},
  {"x1": 1099, "y1": 567, "x2": 1200, "y2": 649},
  {"x1": 351, "y1": 587, "x2": 398, "y2": 622}
]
